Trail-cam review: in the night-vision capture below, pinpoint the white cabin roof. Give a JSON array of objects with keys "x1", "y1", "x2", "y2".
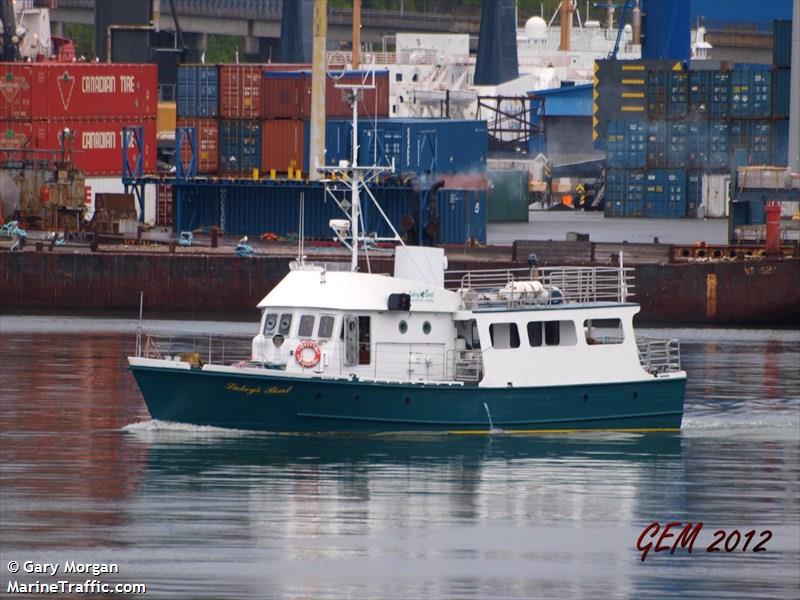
[{"x1": 257, "y1": 268, "x2": 461, "y2": 313}]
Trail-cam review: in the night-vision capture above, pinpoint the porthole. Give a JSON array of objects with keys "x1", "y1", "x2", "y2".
[
  {"x1": 422, "y1": 321, "x2": 432, "y2": 335},
  {"x1": 398, "y1": 320, "x2": 408, "y2": 334}
]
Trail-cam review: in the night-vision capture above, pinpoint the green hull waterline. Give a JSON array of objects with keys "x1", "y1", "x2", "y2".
[{"x1": 129, "y1": 366, "x2": 686, "y2": 433}]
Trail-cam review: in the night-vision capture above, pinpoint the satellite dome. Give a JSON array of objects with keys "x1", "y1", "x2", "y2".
[
  {"x1": 623, "y1": 24, "x2": 633, "y2": 34},
  {"x1": 525, "y1": 16, "x2": 547, "y2": 41}
]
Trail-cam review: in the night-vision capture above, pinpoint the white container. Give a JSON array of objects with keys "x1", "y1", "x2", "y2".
[
  {"x1": 84, "y1": 176, "x2": 156, "y2": 224},
  {"x1": 702, "y1": 173, "x2": 730, "y2": 218}
]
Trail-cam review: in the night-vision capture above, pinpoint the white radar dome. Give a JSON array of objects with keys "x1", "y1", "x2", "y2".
[{"x1": 525, "y1": 16, "x2": 547, "y2": 41}]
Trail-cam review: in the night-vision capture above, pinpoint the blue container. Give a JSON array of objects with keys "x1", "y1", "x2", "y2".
[
  {"x1": 729, "y1": 120, "x2": 771, "y2": 165},
  {"x1": 708, "y1": 121, "x2": 729, "y2": 168},
  {"x1": 688, "y1": 70, "x2": 732, "y2": 118},
  {"x1": 219, "y1": 120, "x2": 261, "y2": 175},
  {"x1": 646, "y1": 121, "x2": 667, "y2": 168},
  {"x1": 771, "y1": 119, "x2": 789, "y2": 166},
  {"x1": 175, "y1": 183, "x2": 450, "y2": 239},
  {"x1": 645, "y1": 169, "x2": 686, "y2": 218},
  {"x1": 606, "y1": 119, "x2": 646, "y2": 168},
  {"x1": 320, "y1": 119, "x2": 354, "y2": 169},
  {"x1": 730, "y1": 65, "x2": 772, "y2": 118},
  {"x1": 772, "y1": 68, "x2": 790, "y2": 118},
  {"x1": 709, "y1": 71, "x2": 731, "y2": 118},
  {"x1": 177, "y1": 65, "x2": 218, "y2": 117},
  {"x1": 642, "y1": 0, "x2": 690, "y2": 62},
  {"x1": 436, "y1": 189, "x2": 487, "y2": 244},
  {"x1": 688, "y1": 70, "x2": 711, "y2": 118},
  {"x1": 686, "y1": 171, "x2": 701, "y2": 218},
  {"x1": 646, "y1": 71, "x2": 667, "y2": 120},
  {"x1": 667, "y1": 122, "x2": 688, "y2": 167},
  {"x1": 604, "y1": 169, "x2": 625, "y2": 217},
  {"x1": 624, "y1": 170, "x2": 646, "y2": 217},
  {"x1": 363, "y1": 186, "x2": 486, "y2": 244},
  {"x1": 647, "y1": 70, "x2": 687, "y2": 119},
  {"x1": 773, "y1": 20, "x2": 791, "y2": 68},
  {"x1": 667, "y1": 71, "x2": 688, "y2": 118},
  {"x1": 358, "y1": 118, "x2": 488, "y2": 175},
  {"x1": 687, "y1": 121, "x2": 707, "y2": 168}
]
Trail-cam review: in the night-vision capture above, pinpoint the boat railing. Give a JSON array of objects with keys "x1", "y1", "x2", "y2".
[
  {"x1": 445, "y1": 266, "x2": 635, "y2": 308},
  {"x1": 636, "y1": 337, "x2": 682, "y2": 374},
  {"x1": 137, "y1": 333, "x2": 253, "y2": 367}
]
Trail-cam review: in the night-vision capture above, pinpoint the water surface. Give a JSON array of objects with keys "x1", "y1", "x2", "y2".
[{"x1": 1, "y1": 316, "x2": 798, "y2": 599}]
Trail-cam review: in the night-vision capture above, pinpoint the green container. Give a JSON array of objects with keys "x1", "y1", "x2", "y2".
[{"x1": 487, "y1": 170, "x2": 530, "y2": 222}]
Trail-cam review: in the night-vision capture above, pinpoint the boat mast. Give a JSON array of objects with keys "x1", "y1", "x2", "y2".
[
  {"x1": 318, "y1": 71, "x2": 401, "y2": 273},
  {"x1": 350, "y1": 94, "x2": 360, "y2": 272}
]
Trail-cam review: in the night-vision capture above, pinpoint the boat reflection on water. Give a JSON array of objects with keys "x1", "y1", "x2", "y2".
[{"x1": 130, "y1": 427, "x2": 684, "y2": 478}]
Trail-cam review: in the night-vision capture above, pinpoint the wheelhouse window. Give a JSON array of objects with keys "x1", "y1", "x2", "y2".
[
  {"x1": 527, "y1": 321, "x2": 542, "y2": 347},
  {"x1": 263, "y1": 313, "x2": 278, "y2": 335},
  {"x1": 278, "y1": 313, "x2": 293, "y2": 335},
  {"x1": 318, "y1": 316, "x2": 335, "y2": 339},
  {"x1": 298, "y1": 315, "x2": 315, "y2": 338},
  {"x1": 489, "y1": 323, "x2": 520, "y2": 349},
  {"x1": 584, "y1": 319, "x2": 624, "y2": 345},
  {"x1": 527, "y1": 321, "x2": 577, "y2": 347}
]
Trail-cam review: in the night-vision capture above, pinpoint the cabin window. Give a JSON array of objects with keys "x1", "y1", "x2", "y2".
[
  {"x1": 527, "y1": 321, "x2": 577, "y2": 347},
  {"x1": 263, "y1": 313, "x2": 278, "y2": 335},
  {"x1": 298, "y1": 315, "x2": 315, "y2": 338},
  {"x1": 318, "y1": 316, "x2": 335, "y2": 339},
  {"x1": 398, "y1": 320, "x2": 408, "y2": 334},
  {"x1": 584, "y1": 319, "x2": 624, "y2": 345},
  {"x1": 395, "y1": 72, "x2": 402, "y2": 82},
  {"x1": 278, "y1": 313, "x2": 293, "y2": 335},
  {"x1": 422, "y1": 321, "x2": 432, "y2": 335},
  {"x1": 489, "y1": 323, "x2": 520, "y2": 349}
]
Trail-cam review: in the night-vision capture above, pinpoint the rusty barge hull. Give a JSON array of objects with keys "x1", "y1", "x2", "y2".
[{"x1": 1, "y1": 252, "x2": 798, "y2": 325}]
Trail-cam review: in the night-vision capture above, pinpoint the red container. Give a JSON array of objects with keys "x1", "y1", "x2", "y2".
[
  {"x1": 326, "y1": 71, "x2": 390, "y2": 119},
  {"x1": 29, "y1": 119, "x2": 156, "y2": 176},
  {"x1": 262, "y1": 72, "x2": 311, "y2": 119},
  {"x1": 260, "y1": 119, "x2": 306, "y2": 174},
  {"x1": 0, "y1": 121, "x2": 32, "y2": 148},
  {"x1": 219, "y1": 64, "x2": 263, "y2": 119},
  {"x1": 176, "y1": 117, "x2": 219, "y2": 173},
  {"x1": 0, "y1": 63, "x2": 157, "y2": 121},
  {"x1": 261, "y1": 70, "x2": 390, "y2": 120}
]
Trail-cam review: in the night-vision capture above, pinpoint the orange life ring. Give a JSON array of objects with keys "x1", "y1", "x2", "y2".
[{"x1": 294, "y1": 340, "x2": 321, "y2": 368}]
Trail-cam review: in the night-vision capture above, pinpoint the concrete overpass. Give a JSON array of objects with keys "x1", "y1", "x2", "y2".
[{"x1": 50, "y1": 0, "x2": 482, "y2": 58}]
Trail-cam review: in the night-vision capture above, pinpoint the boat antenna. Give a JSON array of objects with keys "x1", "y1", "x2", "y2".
[
  {"x1": 136, "y1": 290, "x2": 144, "y2": 356},
  {"x1": 297, "y1": 191, "x2": 305, "y2": 264}
]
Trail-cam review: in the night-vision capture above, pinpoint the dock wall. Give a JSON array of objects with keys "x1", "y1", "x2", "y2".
[{"x1": 2, "y1": 251, "x2": 798, "y2": 325}]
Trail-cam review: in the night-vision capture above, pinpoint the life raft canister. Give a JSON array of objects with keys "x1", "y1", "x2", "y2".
[{"x1": 294, "y1": 340, "x2": 321, "y2": 368}]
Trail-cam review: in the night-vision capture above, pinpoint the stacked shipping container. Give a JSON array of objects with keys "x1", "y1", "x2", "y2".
[
  {"x1": 604, "y1": 27, "x2": 792, "y2": 220},
  {"x1": 169, "y1": 64, "x2": 488, "y2": 244},
  {"x1": 0, "y1": 63, "x2": 157, "y2": 175},
  {"x1": 259, "y1": 69, "x2": 391, "y2": 175}
]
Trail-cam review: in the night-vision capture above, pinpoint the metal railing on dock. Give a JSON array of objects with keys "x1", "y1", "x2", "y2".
[{"x1": 445, "y1": 266, "x2": 635, "y2": 308}]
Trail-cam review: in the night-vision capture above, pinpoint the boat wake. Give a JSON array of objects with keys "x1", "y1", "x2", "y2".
[
  {"x1": 122, "y1": 419, "x2": 258, "y2": 437},
  {"x1": 682, "y1": 417, "x2": 800, "y2": 437}
]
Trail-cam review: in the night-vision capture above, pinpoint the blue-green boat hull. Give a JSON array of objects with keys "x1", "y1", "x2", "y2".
[{"x1": 129, "y1": 366, "x2": 686, "y2": 432}]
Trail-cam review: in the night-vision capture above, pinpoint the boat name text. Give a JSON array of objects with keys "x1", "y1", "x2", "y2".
[{"x1": 226, "y1": 382, "x2": 293, "y2": 396}]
